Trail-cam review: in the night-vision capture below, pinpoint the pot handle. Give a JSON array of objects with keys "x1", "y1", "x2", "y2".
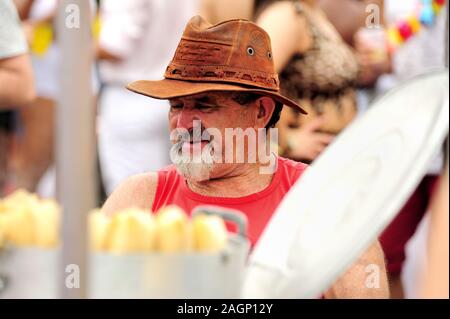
[{"x1": 191, "y1": 205, "x2": 248, "y2": 239}]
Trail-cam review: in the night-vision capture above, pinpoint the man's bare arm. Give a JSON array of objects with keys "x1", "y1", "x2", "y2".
[
  {"x1": 319, "y1": 0, "x2": 385, "y2": 45},
  {"x1": 0, "y1": 54, "x2": 35, "y2": 108},
  {"x1": 324, "y1": 240, "x2": 390, "y2": 298},
  {"x1": 199, "y1": 0, "x2": 254, "y2": 25},
  {"x1": 101, "y1": 172, "x2": 158, "y2": 216},
  {"x1": 13, "y1": 0, "x2": 35, "y2": 20}
]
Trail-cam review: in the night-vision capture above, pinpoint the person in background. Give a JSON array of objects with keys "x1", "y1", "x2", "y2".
[
  {"x1": 7, "y1": 0, "x2": 57, "y2": 194},
  {"x1": 421, "y1": 159, "x2": 448, "y2": 298},
  {"x1": 319, "y1": 0, "x2": 391, "y2": 95},
  {"x1": 96, "y1": 0, "x2": 199, "y2": 196},
  {"x1": 0, "y1": 0, "x2": 35, "y2": 195},
  {"x1": 255, "y1": 0, "x2": 359, "y2": 163},
  {"x1": 319, "y1": 0, "x2": 385, "y2": 46},
  {"x1": 320, "y1": 0, "x2": 447, "y2": 298},
  {"x1": 199, "y1": 0, "x2": 255, "y2": 23},
  {"x1": 368, "y1": 0, "x2": 447, "y2": 299},
  {"x1": 7, "y1": 0, "x2": 98, "y2": 198}
]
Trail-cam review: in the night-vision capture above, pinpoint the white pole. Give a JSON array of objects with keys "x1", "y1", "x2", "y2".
[{"x1": 56, "y1": 0, "x2": 96, "y2": 299}]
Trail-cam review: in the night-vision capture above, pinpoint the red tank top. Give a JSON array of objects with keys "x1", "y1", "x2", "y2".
[{"x1": 152, "y1": 157, "x2": 308, "y2": 246}]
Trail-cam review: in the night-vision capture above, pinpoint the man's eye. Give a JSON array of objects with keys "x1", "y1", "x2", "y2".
[
  {"x1": 196, "y1": 104, "x2": 213, "y2": 110},
  {"x1": 171, "y1": 104, "x2": 183, "y2": 110}
]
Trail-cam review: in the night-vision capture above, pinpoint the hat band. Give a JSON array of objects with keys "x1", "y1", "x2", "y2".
[{"x1": 164, "y1": 62, "x2": 279, "y2": 91}]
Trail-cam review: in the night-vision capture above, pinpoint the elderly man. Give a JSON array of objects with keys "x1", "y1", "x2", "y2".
[{"x1": 102, "y1": 16, "x2": 389, "y2": 298}]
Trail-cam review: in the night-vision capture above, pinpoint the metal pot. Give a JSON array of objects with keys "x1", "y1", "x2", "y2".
[
  {"x1": 0, "y1": 206, "x2": 249, "y2": 298},
  {"x1": 0, "y1": 247, "x2": 59, "y2": 299},
  {"x1": 89, "y1": 206, "x2": 250, "y2": 299}
]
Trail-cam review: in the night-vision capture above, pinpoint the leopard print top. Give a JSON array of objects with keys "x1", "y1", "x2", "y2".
[{"x1": 279, "y1": 1, "x2": 359, "y2": 115}]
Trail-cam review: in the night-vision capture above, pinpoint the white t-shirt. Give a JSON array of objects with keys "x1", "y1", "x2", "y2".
[
  {"x1": 0, "y1": 0, "x2": 28, "y2": 58},
  {"x1": 98, "y1": 0, "x2": 199, "y2": 85}
]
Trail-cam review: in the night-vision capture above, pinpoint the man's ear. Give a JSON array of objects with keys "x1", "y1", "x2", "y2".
[{"x1": 255, "y1": 96, "x2": 276, "y2": 128}]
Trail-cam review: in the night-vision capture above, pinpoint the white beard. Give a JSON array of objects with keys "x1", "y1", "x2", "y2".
[{"x1": 170, "y1": 141, "x2": 217, "y2": 182}]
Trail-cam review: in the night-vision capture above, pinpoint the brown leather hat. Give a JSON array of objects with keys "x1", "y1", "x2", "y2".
[{"x1": 127, "y1": 15, "x2": 306, "y2": 114}]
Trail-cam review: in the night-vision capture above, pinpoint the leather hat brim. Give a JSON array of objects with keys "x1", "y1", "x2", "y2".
[{"x1": 127, "y1": 78, "x2": 307, "y2": 114}]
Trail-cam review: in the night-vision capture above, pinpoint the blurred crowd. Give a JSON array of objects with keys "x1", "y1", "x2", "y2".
[{"x1": 0, "y1": 0, "x2": 448, "y2": 298}]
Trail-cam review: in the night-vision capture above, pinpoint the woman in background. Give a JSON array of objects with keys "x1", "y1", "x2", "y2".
[
  {"x1": 199, "y1": 0, "x2": 254, "y2": 23},
  {"x1": 9, "y1": 0, "x2": 58, "y2": 194},
  {"x1": 256, "y1": 0, "x2": 360, "y2": 163},
  {"x1": 8, "y1": 0, "x2": 98, "y2": 197}
]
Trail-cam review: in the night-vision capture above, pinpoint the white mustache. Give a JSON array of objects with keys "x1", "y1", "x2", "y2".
[
  {"x1": 173, "y1": 127, "x2": 212, "y2": 143},
  {"x1": 170, "y1": 139, "x2": 216, "y2": 167}
]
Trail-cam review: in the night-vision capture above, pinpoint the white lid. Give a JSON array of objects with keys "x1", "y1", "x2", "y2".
[{"x1": 242, "y1": 70, "x2": 449, "y2": 298}]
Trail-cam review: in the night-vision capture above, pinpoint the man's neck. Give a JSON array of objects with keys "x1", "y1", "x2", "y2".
[{"x1": 186, "y1": 161, "x2": 276, "y2": 198}]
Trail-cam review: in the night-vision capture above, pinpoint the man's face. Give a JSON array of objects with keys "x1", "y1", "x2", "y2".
[{"x1": 168, "y1": 91, "x2": 259, "y2": 181}]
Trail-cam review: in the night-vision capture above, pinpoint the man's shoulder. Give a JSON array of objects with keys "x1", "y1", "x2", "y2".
[
  {"x1": 277, "y1": 156, "x2": 308, "y2": 172},
  {"x1": 124, "y1": 171, "x2": 159, "y2": 192},
  {"x1": 122, "y1": 165, "x2": 178, "y2": 189},
  {"x1": 277, "y1": 156, "x2": 308, "y2": 185},
  {"x1": 101, "y1": 165, "x2": 183, "y2": 215},
  {"x1": 101, "y1": 172, "x2": 158, "y2": 216},
  {"x1": 158, "y1": 164, "x2": 178, "y2": 173}
]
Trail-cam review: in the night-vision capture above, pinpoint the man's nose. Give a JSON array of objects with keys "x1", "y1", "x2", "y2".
[{"x1": 176, "y1": 108, "x2": 200, "y2": 130}]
